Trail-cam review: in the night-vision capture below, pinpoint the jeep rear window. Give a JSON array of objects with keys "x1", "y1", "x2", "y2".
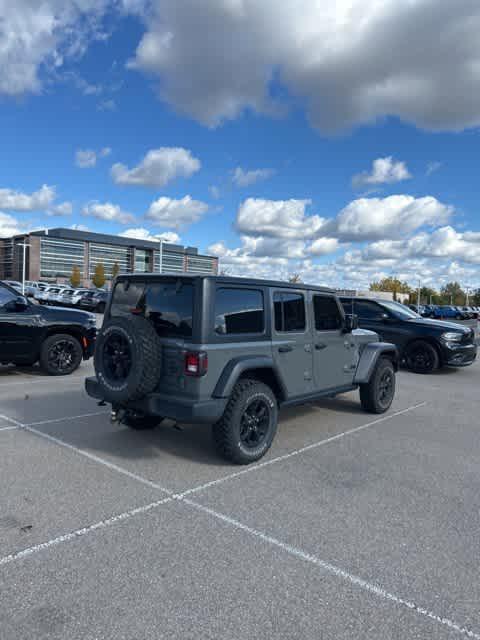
[{"x1": 110, "y1": 280, "x2": 194, "y2": 337}]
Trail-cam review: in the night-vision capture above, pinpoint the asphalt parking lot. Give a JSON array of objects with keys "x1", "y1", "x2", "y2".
[{"x1": 1, "y1": 344, "x2": 480, "y2": 638}]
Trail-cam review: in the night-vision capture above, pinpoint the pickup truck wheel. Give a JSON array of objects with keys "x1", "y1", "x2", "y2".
[
  {"x1": 122, "y1": 411, "x2": 164, "y2": 430},
  {"x1": 405, "y1": 340, "x2": 440, "y2": 374},
  {"x1": 213, "y1": 379, "x2": 278, "y2": 465},
  {"x1": 360, "y1": 357, "x2": 395, "y2": 414},
  {"x1": 40, "y1": 334, "x2": 83, "y2": 376}
]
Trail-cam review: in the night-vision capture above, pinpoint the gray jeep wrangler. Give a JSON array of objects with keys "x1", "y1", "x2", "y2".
[{"x1": 86, "y1": 275, "x2": 398, "y2": 464}]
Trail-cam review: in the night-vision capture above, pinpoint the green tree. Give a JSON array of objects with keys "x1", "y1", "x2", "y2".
[
  {"x1": 92, "y1": 262, "x2": 106, "y2": 289},
  {"x1": 472, "y1": 289, "x2": 480, "y2": 306},
  {"x1": 112, "y1": 262, "x2": 120, "y2": 279},
  {"x1": 70, "y1": 265, "x2": 81, "y2": 288},
  {"x1": 369, "y1": 277, "x2": 411, "y2": 301},
  {"x1": 440, "y1": 281, "x2": 464, "y2": 305}
]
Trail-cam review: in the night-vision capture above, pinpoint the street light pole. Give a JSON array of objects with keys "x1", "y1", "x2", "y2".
[
  {"x1": 21, "y1": 238, "x2": 30, "y2": 296},
  {"x1": 158, "y1": 238, "x2": 163, "y2": 274}
]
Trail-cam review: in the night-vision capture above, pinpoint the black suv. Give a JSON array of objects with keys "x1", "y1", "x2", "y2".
[
  {"x1": 86, "y1": 275, "x2": 398, "y2": 464},
  {"x1": 0, "y1": 281, "x2": 97, "y2": 375},
  {"x1": 340, "y1": 297, "x2": 477, "y2": 374}
]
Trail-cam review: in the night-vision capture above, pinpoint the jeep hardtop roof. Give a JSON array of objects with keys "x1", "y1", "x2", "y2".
[{"x1": 114, "y1": 273, "x2": 334, "y2": 294}]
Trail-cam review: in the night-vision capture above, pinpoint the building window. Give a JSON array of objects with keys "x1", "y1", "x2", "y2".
[
  {"x1": 214, "y1": 288, "x2": 264, "y2": 334},
  {"x1": 40, "y1": 238, "x2": 84, "y2": 279},
  {"x1": 89, "y1": 243, "x2": 132, "y2": 278},
  {"x1": 134, "y1": 249, "x2": 151, "y2": 273}
]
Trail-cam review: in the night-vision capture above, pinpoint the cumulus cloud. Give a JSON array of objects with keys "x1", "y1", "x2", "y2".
[
  {"x1": 82, "y1": 201, "x2": 135, "y2": 224},
  {"x1": 75, "y1": 147, "x2": 112, "y2": 168},
  {"x1": 146, "y1": 195, "x2": 208, "y2": 229},
  {"x1": 352, "y1": 157, "x2": 411, "y2": 188},
  {"x1": 129, "y1": 0, "x2": 480, "y2": 134},
  {"x1": 0, "y1": 184, "x2": 55, "y2": 212},
  {"x1": 48, "y1": 201, "x2": 73, "y2": 216},
  {"x1": 426, "y1": 161, "x2": 442, "y2": 176},
  {"x1": 232, "y1": 167, "x2": 275, "y2": 188},
  {"x1": 0, "y1": 0, "x2": 113, "y2": 97},
  {"x1": 0, "y1": 212, "x2": 24, "y2": 237},
  {"x1": 111, "y1": 147, "x2": 201, "y2": 187},
  {"x1": 334, "y1": 195, "x2": 452, "y2": 241},
  {"x1": 237, "y1": 198, "x2": 326, "y2": 240},
  {"x1": 209, "y1": 185, "x2": 221, "y2": 199},
  {"x1": 119, "y1": 227, "x2": 181, "y2": 244}
]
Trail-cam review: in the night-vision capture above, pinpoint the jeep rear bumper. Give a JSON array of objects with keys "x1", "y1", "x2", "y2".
[{"x1": 85, "y1": 376, "x2": 227, "y2": 424}]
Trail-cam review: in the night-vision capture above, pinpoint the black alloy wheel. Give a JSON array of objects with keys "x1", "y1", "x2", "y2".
[
  {"x1": 48, "y1": 340, "x2": 76, "y2": 373},
  {"x1": 378, "y1": 368, "x2": 395, "y2": 408},
  {"x1": 239, "y1": 397, "x2": 271, "y2": 449},
  {"x1": 40, "y1": 333, "x2": 83, "y2": 376},
  {"x1": 102, "y1": 331, "x2": 132, "y2": 384},
  {"x1": 405, "y1": 341, "x2": 439, "y2": 374}
]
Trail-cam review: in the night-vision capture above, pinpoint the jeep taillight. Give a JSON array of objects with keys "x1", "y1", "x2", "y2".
[{"x1": 184, "y1": 351, "x2": 208, "y2": 377}]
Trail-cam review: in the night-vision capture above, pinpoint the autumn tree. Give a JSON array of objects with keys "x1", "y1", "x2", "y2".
[
  {"x1": 70, "y1": 265, "x2": 81, "y2": 288},
  {"x1": 93, "y1": 263, "x2": 106, "y2": 289},
  {"x1": 439, "y1": 281, "x2": 464, "y2": 305},
  {"x1": 369, "y1": 277, "x2": 411, "y2": 301}
]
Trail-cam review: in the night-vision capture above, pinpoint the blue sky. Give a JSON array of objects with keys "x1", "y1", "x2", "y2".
[{"x1": 1, "y1": 1, "x2": 479, "y2": 290}]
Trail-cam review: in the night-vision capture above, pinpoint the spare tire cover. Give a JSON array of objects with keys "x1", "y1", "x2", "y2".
[{"x1": 94, "y1": 315, "x2": 162, "y2": 404}]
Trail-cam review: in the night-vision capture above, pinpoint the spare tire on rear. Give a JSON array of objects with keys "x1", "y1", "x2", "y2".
[{"x1": 94, "y1": 315, "x2": 162, "y2": 404}]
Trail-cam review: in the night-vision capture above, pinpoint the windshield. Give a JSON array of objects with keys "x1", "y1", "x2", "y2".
[{"x1": 381, "y1": 300, "x2": 422, "y2": 320}]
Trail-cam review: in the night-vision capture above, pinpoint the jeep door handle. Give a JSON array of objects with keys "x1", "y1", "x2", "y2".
[
  {"x1": 315, "y1": 343, "x2": 327, "y2": 350},
  {"x1": 278, "y1": 345, "x2": 293, "y2": 353}
]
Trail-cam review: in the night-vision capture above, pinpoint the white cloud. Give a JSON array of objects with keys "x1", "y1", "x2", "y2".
[
  {"x1": 75, "y1": 147, "x2": 112, "y2": 168},
  {"x1": 75, "y1": 149, "x2": 97, "y2": 168},
  {"x1": 426, "y1": 161, "x2": 442, "y2": 176},
  {"x1": 352, "y1": 157, "x2": 411, "y2": 188},
  {"x1": 307, "y1": 237, "x2": 340, "y2": 256},
  {"x1": 48, "y1": 201, "x2": 73, "y2": 216},
  {"x1": 236, "y1": 198, "x2": 325, "y2": 240},
  {"x1": 111, "y1": 147, "x2": 201, "y2": 187},
  {"x1": 70, "y1": 223, "x2": 89, "y2": 231},
  {"x1": 119, "y1": 227, "x2": 181, "y2": 244},
  {"x1": 209, "y1": 185, "x2": 221, "y2": 199},
  {"x1": 97, "y1": 98, "x2": 117, "y2": 111},
  {"x1": 0, "y1": 0, "x2": 112, "y2": 97},
  {"x1": 334, "y1": 195, "x2": 452, "y2": 241},
  {"x1": 146, "y1": 195, "x2": 208, "y2": 229},
  {"x1": 82, "y1": 201, "x2": 135, "y2": 224},
  {"x1": 0, "y1": 184, "x2": 55, "y2": 212},
  {"x1": 0, "y1": 212, "x2": 23, "y2": 237},
  {"x1": 129, "y1": 1, "x2": 480, "y2": 134},
  {"x1": 232, "y1": 167, "x2": 275, "y2": 187}
]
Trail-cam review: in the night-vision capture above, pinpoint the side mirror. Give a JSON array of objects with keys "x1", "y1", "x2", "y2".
[
  {"x1": 5, "y1": 296, "x2": 29, "y2": 312},
  {"x1": 343, "y1": 314, "x2": 358, "y2": 333}
]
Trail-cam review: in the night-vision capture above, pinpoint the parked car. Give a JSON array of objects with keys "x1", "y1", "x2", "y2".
[
  {"x1": 2, "y1": 280, "x2": 36, "y2": 297},
  {"x1": 34, "y1": 284, "x2": 55, "y2": 304},
  {"x1": 78, "y1": 290, "x2": 109, "y2": 313},
  {"x1": 43, "y1": 285, "x2": 69, "y2": 305},
  {"x1": 87, "y1": 274, "x2": 398, "y2": 465},
  {"x1": 422, "y1": 305, "x2": 435, "y2": 318},
  {"x1": 462, "y1": 306, "x2": 478, "y2": 319},
  {"x1": 0, "y1": 281, "x2": 96, "y2": 375},
  {"x1": 340, "y1": 297, "x2": 477, "y2": 374},
  {"x1": 59, "y1": 288, "x2": 91, "y2": 307},
  {"x1": 432, "y1": 306, "x2": 467, "y2": 320}
]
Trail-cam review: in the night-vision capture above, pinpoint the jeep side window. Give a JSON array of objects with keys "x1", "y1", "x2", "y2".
[
  {"x1": 214, "y1": 288, "x2": 264, "y2": 334},
  {"x1": 354, "y1": 300, "x2": 384, "y2": 320},
  {"x1": 313, "y1": 295, "x2": 343, "y2": 331},
  {"x1": 340, "y1": 298, "x2": 353, "y2": 315},
  {"x1": 273, "y1": 292, "x2": 306, "y2": 332}
]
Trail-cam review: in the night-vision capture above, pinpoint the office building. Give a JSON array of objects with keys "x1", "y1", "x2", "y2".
[{"x1": 0, "y1": 228, "x2": 218, "y2": 286}]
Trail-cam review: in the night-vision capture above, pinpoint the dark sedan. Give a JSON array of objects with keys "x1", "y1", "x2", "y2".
[{"x1": 78, "y1": 290, "x2": 109, "y2": 313}]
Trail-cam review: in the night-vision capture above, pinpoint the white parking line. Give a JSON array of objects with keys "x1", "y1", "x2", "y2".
[
  {"x1": 179, "y1": 402, "x2": 427, "y2": 498},
  {"x1": 0, "y1": 495, "x2": 173, "y2": 568},
  {"x1": 183, "y1": 497, "x2": 480, "y2": 640},
  {"x1": 0, "y1": 425, "x2": 17, "y2": 432}
]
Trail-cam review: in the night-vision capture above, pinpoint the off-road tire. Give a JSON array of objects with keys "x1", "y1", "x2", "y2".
[
  {"x1": 94, "y1": 315, "x2": 162, "y2": 404},
  {"x1": 405, "y1": 340, "x2": 440, "y2": 374},
  {"x1": 212, "y1": 379, "x2": 278, "y2": 465},
  {"x1": 122, "y1": 411, "x2": 164, "y2": 430},
  {"x1": 360, "y1": 357, "x2": 396, "y2": 414},
  {"x1": 39, "y1": 333, "x2": 83, "y2": 376}
]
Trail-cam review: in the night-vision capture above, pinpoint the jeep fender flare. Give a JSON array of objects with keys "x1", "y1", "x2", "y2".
[
  {"x1": 354, "y1": 342, "x2": 399, "y2": 384},
  {"x1": 213, "y1": 356, "x2": 287, "y2": 400}
]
